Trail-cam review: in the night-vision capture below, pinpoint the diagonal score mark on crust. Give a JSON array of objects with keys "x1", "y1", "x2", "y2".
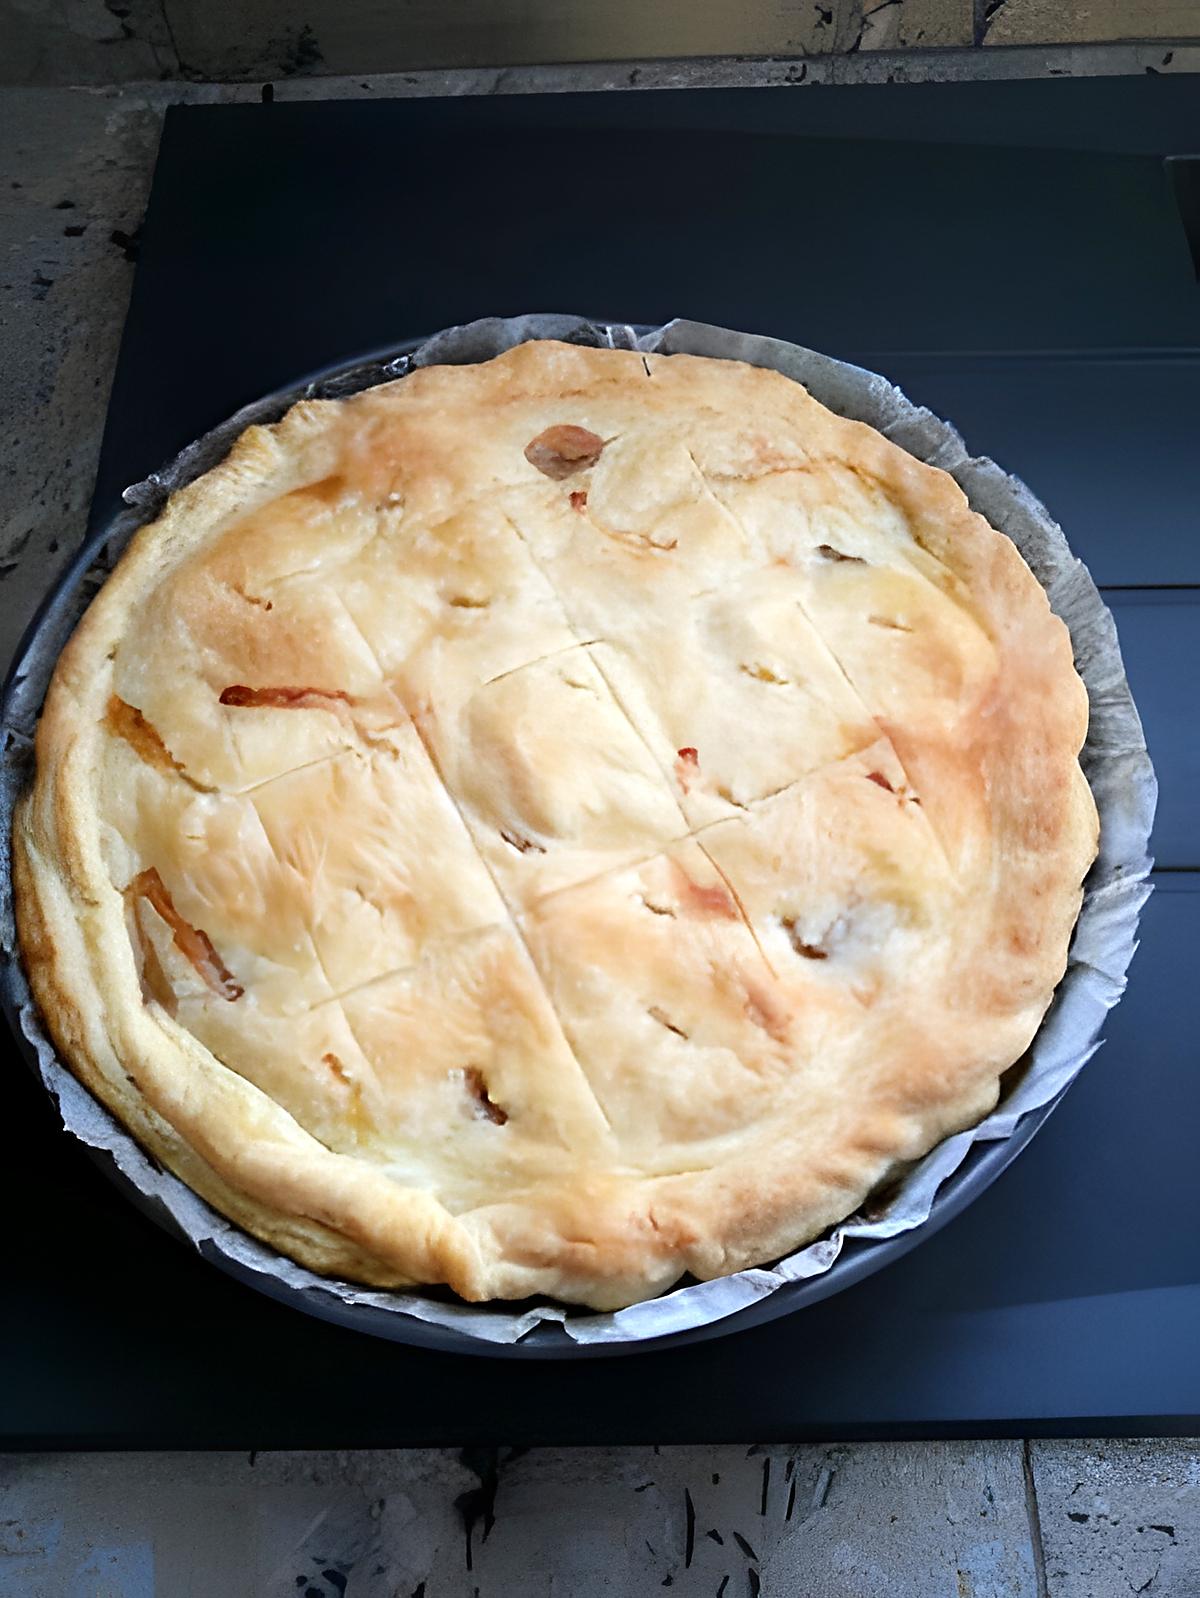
[
  {"x1": 304, "y1": 918, "x2": 387, "y2": 1156},
  {"x1": 580, "y1": 642, "x2": 781, "y2": 982},
  {"x1": 243, "y1": 751, "x2": 502, "y2": 1017},
  {"x1": 244, "y1": 781, "x2": 431, "y2": 1168},
  {"x1": 399, "y1": 702, "x2": 617, "y2": 1143},
  {"x1": 497, "y1": 509, "x2": 685, "y2": 823},
  {"x1": 232, "y1": 748, "x2": 363, "y2": 798},
  {"x1": 244, "y1": 790, "x2": 344, "y2": 1001},
  {"x1": 297, "y1": 588, "x2": 615, "y2": 1141},
  {"x1": 497, "y1": 506, "x2": 784, "y2": 988},
  {"x1": 502, "y1": 734, "x2": 912, "y2": 921},
  {"x1": 300, "y1": 925, "x2": 507, "y2": 1015},
  {"x1": 481, "y1": 638, "x2": 602, "y2": 689},
  {"x1": 497, "y1": 508, "x2": 698, "y2": 861},
  {"x1": 317, "y1": 540, "x2": 619, "y2": 1144},
  {"x1": 498, "y1": 509, "x2": 600, "y2": 650},
  {"x1": 693, "y1": 842, "x2": 778, "y2": 980},
  {"x1": 699, "y1": 467, "x2": 962, "y2": 886},
  {"x1": 683, "y1": 446, "x2": 758, "y2": 542},
  {"x1": 253, "y1": 499, "x2": 400, "y2": 594},
  {"x1": 136, "y1": 789, "x2": 395, "y2": 1182},
  {"x1": 798, "y1": 605, "x2": 961, "y2": 886},
  {"x1": 326, "y1": 585, "x2": 393, "y2": 682},
  {"x1": 839, "y1": 459, "x2": 969, "y2": 599}
]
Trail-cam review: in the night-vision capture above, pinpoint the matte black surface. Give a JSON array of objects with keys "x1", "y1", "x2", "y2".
[
  {"x1": 1167, "y1": 155, "x2": 1200, "y2": 279},
  {"x1": 91, "y1": 83, "x2": 1200, "y2": 532},
  {"x1": 1103, "y1": 593, "x2": 1199, "y2": 870},
  {"x1": 5, "y1": 77, "x2": 1197, "y2": 1443},
  {"x1": 3, "y1": 878, "x2": 1195, "y2": 1446},
  {"x1": 867, "y1": 355, "x2": 1200, "y2": 590}
]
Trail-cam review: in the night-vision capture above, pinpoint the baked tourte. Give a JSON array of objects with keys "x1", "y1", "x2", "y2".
[{"x1": 13, "y1": 340, "x2": 1098, "y2": 1310}]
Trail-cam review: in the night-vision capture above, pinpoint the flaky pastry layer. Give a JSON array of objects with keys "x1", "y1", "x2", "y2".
[{"x1": 14, "y1": 341, "x2": 1098, "y2": 1308}]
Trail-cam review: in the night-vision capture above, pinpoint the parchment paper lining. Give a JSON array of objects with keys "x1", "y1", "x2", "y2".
[{"x1": 0, "y1": 316, "x2": 1156, "y2": 1348}]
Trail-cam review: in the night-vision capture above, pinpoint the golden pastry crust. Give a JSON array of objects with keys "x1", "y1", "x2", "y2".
[{"x1": 13, "y1": 340, "x2": 1098, "y2": 1310}]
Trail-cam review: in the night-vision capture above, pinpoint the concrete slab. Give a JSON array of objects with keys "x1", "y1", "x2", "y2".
[
  {"x1": 0, "y1": 87, "x2": 157, "y2": 666},
  {"x1": 158, "y1": 0, "x2": 850, "y2": 85},
  {"x1": 0, "y1": 0, "x2": 176, "y2": 87},
  {"x1": 4, "y1": 0, "x2": 1196, "y2": 89},
  {"x1": 985, "y1": 0, "x2": 1199, "y2": 47},
  {"x1": 217, "y1": 41, "x2": 1200, "y2": 94},
  {"x1": 0, "y1": 1442, "x2": 1040, "y2": 1596},
  {"x1": 1031, "y1": 1439, "x2": 1200, "y2": 1598},
  {"x1": 858, "y1": 0, "x2": 975, "y2": 50}
]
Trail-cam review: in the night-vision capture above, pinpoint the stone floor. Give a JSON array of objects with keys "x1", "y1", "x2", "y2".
[
  {"x1": 3, "y1": 0, "x2": 1199, "y2": 84},
  {"x1": 2, "y1": 38, "x2": 1198, "y2": 660},
  {"x1": 2, "y1": 1441, "x2": 1200, "y2": 1595},
  {"x1": 2, "y1": 42, "x2": 1200, "y2": 1598}
]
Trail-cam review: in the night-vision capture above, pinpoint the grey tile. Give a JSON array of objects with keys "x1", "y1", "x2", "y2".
[
  {"x1": 826, "y1": 37, "x2": 1199, "y2": 80},
  {"x1": 159, "y1": 0, "x2": 844, "y2": 85},
  {"x1": 252, "y1": 41, "x2": 1199, "y2": 94},
  {"x1": 0, "y1": 0, "x2": 176, "y2": 87},
  {"x1": 1031, "y1": 1439, "x2": 1200, "y2": 1598},
  {"x1": 0, "y1": 1449, "x2": 475, "y2": 1598},
  {"x1": 0, "y1": 1443, "x2": 1040, "y2": 1596},
  {"x1": 984, "y1": 0, "x2": 1199, "y2": 46},
  {"x1": 760, "y1": 1442, "x2": 1038, "y2": 1598},
  {"x1": 857, "y1": 0, "x2": 975, "y2": 50},
  {"x1": 0, "y1": 87, "x2": 160, "y2": 669}
]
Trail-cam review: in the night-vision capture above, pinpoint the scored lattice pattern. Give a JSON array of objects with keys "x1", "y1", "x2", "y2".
[{"x1": 96, "y1": 346, "x2": 986, "y2": 1218}]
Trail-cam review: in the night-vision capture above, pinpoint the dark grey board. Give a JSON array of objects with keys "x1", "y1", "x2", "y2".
[
  {"x1": 858, "y1": 356, "x2": 1200, "y2": 590},
  {"x1": 1, "y1": 874, "x2": 1194, "y2": 1446},
  {"x1": 2, "y1": 77, "x2": 1196, "y2": 1443},
  {"x1": 1103, "y1": 592, "x2": 1198, "y2": 870}
]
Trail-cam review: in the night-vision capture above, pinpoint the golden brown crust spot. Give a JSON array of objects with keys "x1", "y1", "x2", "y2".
[
  {"x1": 524, "y1": 424, "x2": 605, "y2": 480},
  {"x1": 669, "y1": 859, "x2": 740, "y2": 921},
  {"x1": 105, "y1": 695, "x2": 194, "y2": 781},
  {"x1": 462, "y1": 1065, "x2": 509, "y2": 1125},
  {"x1": 128, "y1": 867, "x2": 244, "y2": 1001},
  {"x1": 219, "y1": 684, "x2": 354, "y2": 710}
]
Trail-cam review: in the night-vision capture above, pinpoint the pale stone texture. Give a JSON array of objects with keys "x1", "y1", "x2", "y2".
[
  {"x1": 822, "y1": 37, "x2": 1197, "y2": 78},
  {"x1": 5, "y1": 0, "x2": 1193, "y2": 88},
  {"x1": 0, "y1": 1443, "x2": 1040, "y2": 1596},
  {"x1": 0, "y1": 0, "x2": 177, "y2": 86},
  {"x1": 985, "y1": 0, "x2": 1200, "y2": 46},
  {"x1": 1031, "y1": 1439, "x2": 1200, "y2": 1598},
  {"x1": 157, "y1": 0, "x2": 844, "y2": 83},
  {"x1": 0, "y1": 87, "x2": 156, "y2": 666},
  {"x1": 858, "y1": 0, "x2": 975, "y2": 51}
]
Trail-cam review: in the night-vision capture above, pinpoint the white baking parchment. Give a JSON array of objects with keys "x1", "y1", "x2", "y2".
[{"x1": 0, "y1": 315, "x2": 1157, "y2": 1349}]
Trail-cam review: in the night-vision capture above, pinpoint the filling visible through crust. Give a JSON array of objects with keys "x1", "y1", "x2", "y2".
[{"x1": 16, "y1": 341, "x2": 1098, "y2": 1309}]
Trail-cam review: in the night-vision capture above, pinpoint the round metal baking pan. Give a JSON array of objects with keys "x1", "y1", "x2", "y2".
[{"x1": 0, "y1": 323, "x2": 1146, "y2": 1358}]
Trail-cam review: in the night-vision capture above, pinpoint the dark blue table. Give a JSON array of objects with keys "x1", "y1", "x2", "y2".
[{"x1": 4, "y1": 76, "x2": 1198, "y2": 1445}]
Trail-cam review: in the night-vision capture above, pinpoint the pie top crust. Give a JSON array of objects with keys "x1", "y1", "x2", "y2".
[{"x1": 13, "y1": 340, "x2": 1098, "y2": 1310}]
